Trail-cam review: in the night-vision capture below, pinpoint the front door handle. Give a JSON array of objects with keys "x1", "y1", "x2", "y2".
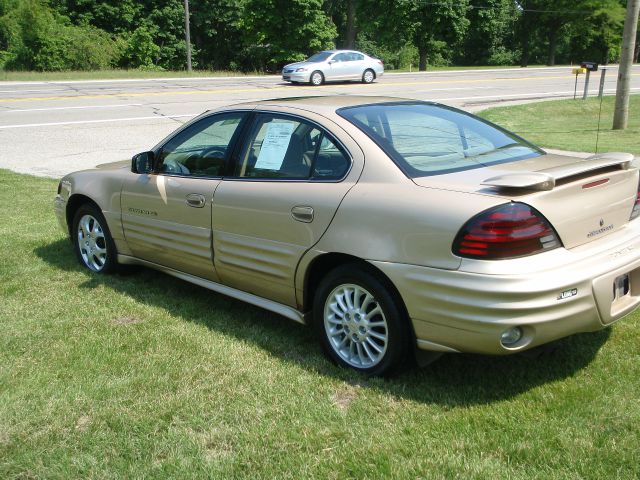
[
  {"x1": 291, "y1": 205, "x2": 314, "y2": 223},
  {"x1": 185, "y1": 193, "x2": 206, "y2": 208}
]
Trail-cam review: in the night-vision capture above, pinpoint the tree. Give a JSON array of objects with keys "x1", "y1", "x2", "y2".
[
  {"x1": 189, "y1": 0, "x2": 246, "y2": 70},
  {"x1": 243, "y1": 0, "x2": 337, "y2": 69},
  {"x1": 462, "y1": 0, "x2": 519, "y2": 65}
]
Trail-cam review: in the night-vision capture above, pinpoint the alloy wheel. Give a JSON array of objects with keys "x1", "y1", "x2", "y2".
[
  {"x1": 323, "y1": 283, "x2": 389, "y2": 368},
  {"x1": 77, "y1": 214, "x2": 107, "y2": 271}
]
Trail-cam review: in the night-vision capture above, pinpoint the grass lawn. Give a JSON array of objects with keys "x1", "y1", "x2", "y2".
[
  {"x1": 0, "y1": 65, "x2": 560, "y2": 82},
  {"x1": 1, "y1": 169, "x2": 639, "y2": 478},
  {"x1": 479, "y1": 95, "x2": 640, "y2": 155},
  {"x1": 0, "y1": 69, "x2": 262, "y2": 82}
]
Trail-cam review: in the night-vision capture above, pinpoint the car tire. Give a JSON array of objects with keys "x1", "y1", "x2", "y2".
[
  {"x1": 72, "y1": 203, "x2": 118, "y2": 274},
  {"x1": 362, "y1": 69, "x2": 375, "y2": 84},
  {"x1": 313, "y1": 264, "x2": 410, "y2": 376},
  {"x1": 310, "y1": 71, "x2": 324, "y2": 86}
]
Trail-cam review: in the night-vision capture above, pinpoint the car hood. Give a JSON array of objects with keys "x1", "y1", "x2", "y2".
[
  {"x1": 95, "y1": 159, "x2": 130, "y2": 171},
  {"x1": 412, "y1": 151, "x2": 639, "y2": 249},
  {"x1": 283, "y1": 61, "x2": 318, "y2": 70}
]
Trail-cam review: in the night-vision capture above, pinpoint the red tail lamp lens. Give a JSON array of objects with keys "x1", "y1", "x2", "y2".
[{"x1": 453, "y1": 203, "x2": 561, "y2": 260}]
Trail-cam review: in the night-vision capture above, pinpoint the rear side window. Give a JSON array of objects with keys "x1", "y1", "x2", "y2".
[
  {"x1": 338, "y1": 102, "x2": 542, "y2": 177},
  {"x1": 233, "y1": 113, "x2": 350, "y2": 180}
]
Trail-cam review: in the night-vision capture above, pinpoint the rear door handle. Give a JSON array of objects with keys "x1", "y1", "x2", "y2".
[
  {"x1": 291, "y1": 205, "x2": 314, "y2": 223},
  {"x1": 186, "y1": 193, "x2": 206, "y2": 208}
]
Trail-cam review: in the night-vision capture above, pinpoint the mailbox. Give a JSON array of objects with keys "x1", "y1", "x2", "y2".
[{"x1": 580, "y1": 61, "x2": 598, "y2": 72}]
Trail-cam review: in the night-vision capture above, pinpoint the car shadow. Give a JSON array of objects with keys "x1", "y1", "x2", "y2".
[{"x1": 35, "y1": 239, "x2": 610, "y2": 406}]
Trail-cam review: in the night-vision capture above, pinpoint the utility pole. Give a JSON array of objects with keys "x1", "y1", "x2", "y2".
[
  {"x1": 184, "y1": 0, "x2": 192, "y2": 72},
  {"x1": 613, "y1": 0, "x2": 639, "y2": 130}
]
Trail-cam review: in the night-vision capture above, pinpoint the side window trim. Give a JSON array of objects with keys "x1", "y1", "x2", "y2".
[{"x1": 224, "y1": 110, "x2": 353, "y2": 183}]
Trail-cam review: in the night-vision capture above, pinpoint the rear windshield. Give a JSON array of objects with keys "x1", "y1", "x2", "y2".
[
  {"x1": 337, "y1": 102, "x2": 542, "y2": 177},
  {"x1": 306, "y1": 51, "x2": 332, "y2": 62}
]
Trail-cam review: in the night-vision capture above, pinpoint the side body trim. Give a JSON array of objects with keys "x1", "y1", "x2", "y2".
[{"x1": 117, "y1": 254, "x2": 308, "y2": 325}]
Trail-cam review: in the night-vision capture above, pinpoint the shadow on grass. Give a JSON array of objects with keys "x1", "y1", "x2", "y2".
[{"x1": 36, "y1": 239, "x2": 610, "y2": 406}]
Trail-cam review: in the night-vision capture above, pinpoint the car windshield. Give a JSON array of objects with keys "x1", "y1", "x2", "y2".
[
  {"x1": 306, "y1": 51, "x2": 332, "y2": 63},
  {"x1": 337, "y1": 102, "x2": 543, "y2": 177}
]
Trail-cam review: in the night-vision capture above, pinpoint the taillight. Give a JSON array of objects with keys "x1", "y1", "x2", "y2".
[
  {"x1": 630, "y1": 180, "x2": 640, "y2": 221},
  {"x1": 453, "y1": 202, "x2": 561, "y2": 260}
]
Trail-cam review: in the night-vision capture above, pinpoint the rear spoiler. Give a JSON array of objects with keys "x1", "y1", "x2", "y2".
[{"x1": 482, "y1": 152, "x2": 635, "y2": 191}]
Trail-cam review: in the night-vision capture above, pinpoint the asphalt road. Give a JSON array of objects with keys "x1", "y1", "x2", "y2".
[{"x1": 1, "y1": 65, "x2": 639, "y2": 178}]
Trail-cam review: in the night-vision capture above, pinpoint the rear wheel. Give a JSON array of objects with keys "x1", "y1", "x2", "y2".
[
  {"x1": 313, "y1": 264, "x2": 410, "y2": 376},
  {"x1": 310, "y1": 71, "x2": 324, "y2": 86},
  {"x1": 72, "y1": 204, "x2": 118, "y2": 273},
  {"x1": 362, "y1": 69, "x2": 375, "y2": 84}
]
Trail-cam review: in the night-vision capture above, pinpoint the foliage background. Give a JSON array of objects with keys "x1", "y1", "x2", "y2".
[{"x1": 0, "y1": 0, "x2": 636, "y2": 72}]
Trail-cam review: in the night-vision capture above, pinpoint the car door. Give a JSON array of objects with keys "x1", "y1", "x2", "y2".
[
  {"x1": 120, "y1": 111, "x2": 248, "y2": 281},
  {"x1": 211, "y1": 111, "x2": 362, "y2": 307},
  {"x1": 347, "y1": 52, "x2": 366, "y2": 79},
  {"x1": 327, "y1": 53, "x2": 350, "y2": 80}
]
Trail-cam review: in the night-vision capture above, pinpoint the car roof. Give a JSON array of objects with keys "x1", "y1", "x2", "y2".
[
  {"x1": 320, "y1": 50, "x2": 365, "y2": 54},
  {"x1": 231, "y1": 96, "x2": 424, "y2": 116}
]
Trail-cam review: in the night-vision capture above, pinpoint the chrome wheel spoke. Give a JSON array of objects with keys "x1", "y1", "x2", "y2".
[
  {"x1": 329, "y1": 302, "x2": 345, "y2": 318},
  {"x1": 368, "y1": 330, "x2": 386, "y2": 343},
  {"x1": 365, "y1": 306, "x2": 382, "y2": 321},
  {"x1": 365, "y1": 337, "x2": 383, "y2": 354},
  {"x1": 362, "y1": 342, "x2": 375, "y2": 362}
]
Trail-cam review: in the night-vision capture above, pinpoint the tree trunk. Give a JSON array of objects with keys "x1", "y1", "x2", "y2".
[
  {"x1": 418, "y1": 47, "x2": 428, "y2": 71},
  {"x1": 547, "y1": 29, "x2": 558, "y2": 66},
  {"x1": 634, "y1": 28, "x2": 639, "y2": 63},
  {"x1": 345, "y1": 0, "x2": 356, "y2": 49},
  {"x1": 520, "y1": 14, "x2": 531, "y2": 67}
]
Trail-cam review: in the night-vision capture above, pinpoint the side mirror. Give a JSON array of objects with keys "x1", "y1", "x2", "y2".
[{"x1": 132, "y1": 151, "x2": 154, "y2": 174}]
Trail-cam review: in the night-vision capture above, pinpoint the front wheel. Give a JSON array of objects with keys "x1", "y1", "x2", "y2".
[
  {"x1": 362, "y1": 69, "x2": 375, "y2": 84},
  {"x1": 309, "y1": 71, "x2": 324, "y2": 86},
  {"x1": 72, "y1": 204, "x2": 118, "y2": 273},
  {"x1": 313, "y1": 264, "x2": 410, "y2": 376}
]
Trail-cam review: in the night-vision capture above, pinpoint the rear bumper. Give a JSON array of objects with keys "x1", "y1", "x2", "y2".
[{"x1": 372, "y1": 225, "x2": 640, "y2": 354}]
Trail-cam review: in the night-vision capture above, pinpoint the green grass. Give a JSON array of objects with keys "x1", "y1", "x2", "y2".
[
  {"x1": 0, "y1": 69, "x2": 263, "y2": 81},
  {"x1": 1, "y1": 169, "x2": 639, "y2": 478},
  {"x1": 479, "y1": 95, "x2": 640, "y2": 155},
  {"x1": 0, "y1": 64, "x2": 561, "y2": 81}
]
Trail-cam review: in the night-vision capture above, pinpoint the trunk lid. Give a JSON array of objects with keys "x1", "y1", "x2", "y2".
[{"x1": 412, "y1": 152, "x2": 638, "y2": 249}]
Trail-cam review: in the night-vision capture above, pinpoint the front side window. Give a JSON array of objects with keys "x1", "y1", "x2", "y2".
[
  {"x1": 307, "y1": 51, "x2": 332, "y2": 63},
  {"x1": 233, "y1": 114, "x2": 350, "y2": 180},
  {"x1": 158, "y1": 113, "x2": 245, "y2": 177},
  {"x1": 337, "y1": 102, "x2": 542, "y2": 177}
]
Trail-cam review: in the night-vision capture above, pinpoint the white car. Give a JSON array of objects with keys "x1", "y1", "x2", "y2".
[{"x1": 282, "y1": 50, "x2": 384, "y2": 86}]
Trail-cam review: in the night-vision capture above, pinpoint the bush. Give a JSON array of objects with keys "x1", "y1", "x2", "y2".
[
  {"x1": 4, "y1": 0, "x2": 120, "y2": 71},
  {"x1": 119, "y1": 26, "x2": 160, "y2": 69}
]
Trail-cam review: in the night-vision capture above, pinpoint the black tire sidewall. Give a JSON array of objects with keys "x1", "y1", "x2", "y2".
[
  {"x1": 313, "y1": 264, "x2": 410, "y2": 376},
  {"x1": 363, "y1": 69, "x2": 375, "y2": 83},
  {"x1": 72, "y1": 204, "x2": 118, "y2": 274}
]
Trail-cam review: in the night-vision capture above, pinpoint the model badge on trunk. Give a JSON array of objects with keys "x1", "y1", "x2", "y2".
[{"x1": 588, "y1": 219, "x2": 613, "y2": 238}]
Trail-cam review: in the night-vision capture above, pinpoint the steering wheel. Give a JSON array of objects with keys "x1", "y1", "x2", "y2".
[{"x1": 201, "y1": 146, "x2": 226, "y2": 159}]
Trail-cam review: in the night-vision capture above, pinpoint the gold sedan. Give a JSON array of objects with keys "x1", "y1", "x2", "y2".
[{"x1": 54, "y1": 96, "x2": 640, "y2": 375}]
